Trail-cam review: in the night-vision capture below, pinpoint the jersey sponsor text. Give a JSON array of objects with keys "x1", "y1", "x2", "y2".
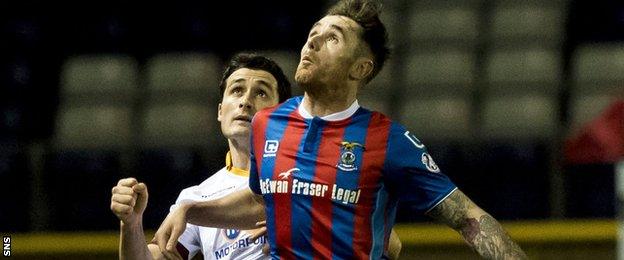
[
  {"x1": 213, "y1": 236, "x2": 267, "y2": 259},
  {"x1": 260, "y1": 178, "x2": 361, "y2": 205}
]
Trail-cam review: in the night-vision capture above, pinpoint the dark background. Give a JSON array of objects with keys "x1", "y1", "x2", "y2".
[{"x1": 2, "y1": 0, "x2": 624, "y2": 232}]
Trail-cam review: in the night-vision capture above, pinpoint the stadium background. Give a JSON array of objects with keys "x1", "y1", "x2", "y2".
[{"x1": 1, "y1": 0, "x2": 624, "y2": 258}]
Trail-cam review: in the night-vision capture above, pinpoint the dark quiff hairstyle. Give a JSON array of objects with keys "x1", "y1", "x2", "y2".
[
  {"x1": 218, "y1": 53, "x2": 292, "y2": 103},
  {"x1": 326, "y1": 0, "x2": 390, "y2": 83}
]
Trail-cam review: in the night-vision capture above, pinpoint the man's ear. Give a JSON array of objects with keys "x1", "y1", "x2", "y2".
[
  {"x1": 217, "y1": 103, "x2": 223, "y2": 122},
  {"x1": 349, "y1": 57, "x2": 374, "y2": 81}
]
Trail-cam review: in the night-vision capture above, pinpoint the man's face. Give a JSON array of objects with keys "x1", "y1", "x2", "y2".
[
  {"x1": 218, "y1": 68, "x2": 279, "y2": 140},
  {"x1": 295, "y1": 15, "x2": 364, "y2": 86}
]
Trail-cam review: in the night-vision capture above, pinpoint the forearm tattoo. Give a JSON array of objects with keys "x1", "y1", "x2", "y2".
[{"x1": 428, "y1": 191, "x2": 527, "y2": 259}]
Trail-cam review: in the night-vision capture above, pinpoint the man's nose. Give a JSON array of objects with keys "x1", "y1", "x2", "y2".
[
  {"x1": 306, "y1": 35, "x2": 320, "y2": 51},
  {"x1": 239, "y1": 92, "x2": 253, "y2": 109}
]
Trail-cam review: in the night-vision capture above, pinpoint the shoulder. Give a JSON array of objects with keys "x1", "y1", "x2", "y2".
[
  {"x1": 352, "y1": 106, "x2": 393, "y2": 129},
  {"x1": 383, "y1": 119, "x2": 422, "y2": 147},
  {"x1": 198, "y1": 167, "x2": 229, "y2": 186},
  {"x1": 252, "y1": 96, "x2": 303, "y2": 134},
  {"x1": 382, "y1": 121, "x2": 439, "y2": 171},
  {"x1": 353, "y1": 106, "x2": 418, "y2": 145},
  {"x1": 255, "y1": 96, "x2": 302, "y2": 120},
  {"x1": 175, "y1": 167, "x2": 228, "y2": 202},
  {"x1": 358, "y1": 108, "x2": 410, "y2": 143}
]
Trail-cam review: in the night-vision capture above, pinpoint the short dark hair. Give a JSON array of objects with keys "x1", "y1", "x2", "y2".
[
  {"x1": 219, "y1": 53, "x2": 292, "y2": 103},
  {"x1": 326, "y1": 0, "x2": 390, "y2": 82}
]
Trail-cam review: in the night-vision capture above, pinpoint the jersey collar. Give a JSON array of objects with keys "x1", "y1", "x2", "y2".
[
  {"x1": 225, "y1": 151, "x2": 249, "y2": 177},
  {"x1": 297, "y1": 97, "x2": 360, "y2": 121}
]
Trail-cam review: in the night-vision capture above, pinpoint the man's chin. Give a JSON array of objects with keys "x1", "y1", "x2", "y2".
[
  {"x1": 224, "y1": 133, "x2": 251, "y2": 143},
  {"x1": 223, "y1": 126, "x2": 250, "y2": 138},
  {"x1": 295, "y1": 69, "x2": 313, "y2": 85}
]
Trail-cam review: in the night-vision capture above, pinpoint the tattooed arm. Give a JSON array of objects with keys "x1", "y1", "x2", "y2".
[{"x1": 426, "y1": 189, "x2": 527, "y2": 259}]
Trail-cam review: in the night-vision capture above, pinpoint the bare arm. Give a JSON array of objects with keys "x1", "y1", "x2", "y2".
[
  {"x1": 112, "y1": 178, "x2": 168, "y2": 260},
  {"x1": 118, "y1": 221, "x2": 155, "y2": 260},
  {"x1": 120, "y1": 222, "x2": 170, "y2": 260},
  {"x1": 153, "y1": 188, "x2": 265, "y2": 258},
  {"x1": 186, "y1": 187, "x2": 265, "y2": 228},
  {"x1": 426, "y1": 189, "x2": 527, "y2": 259}
]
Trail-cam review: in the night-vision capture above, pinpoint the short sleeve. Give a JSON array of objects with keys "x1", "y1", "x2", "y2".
[
  {"x1": 383, "y1": 123, "x2": 457, "y2": 214},
  {"x1": 176, "y1": 223, "x2": 202, "y2": 259},
  {"x1": 170, "y1": 189, "x2": 203, "y2": 258}
]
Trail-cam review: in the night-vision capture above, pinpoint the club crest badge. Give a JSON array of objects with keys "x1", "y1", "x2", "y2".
[{"x1": 337, "y1": 141, "x2": 364, "y2": 172}]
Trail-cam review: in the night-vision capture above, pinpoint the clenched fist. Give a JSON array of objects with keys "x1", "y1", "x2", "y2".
[{"x1": 110, "y1": 178, "x2": 149, "y2": 225}]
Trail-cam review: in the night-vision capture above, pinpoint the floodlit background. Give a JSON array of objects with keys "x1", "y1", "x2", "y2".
[{"x1": 2, "y1": 0, "x2": 624, "y2": 259}]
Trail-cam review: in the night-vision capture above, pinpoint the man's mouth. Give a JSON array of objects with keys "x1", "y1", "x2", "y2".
[
  {"x1": 234, "y1": 115, "x2": 252, "y2": 122},
  {"x1": 302, "y1": 55, "x2": 313, "y2": 64}
]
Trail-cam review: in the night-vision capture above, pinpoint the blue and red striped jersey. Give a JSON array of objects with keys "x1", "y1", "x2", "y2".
[{"x1": 249, "y1": 96, "x2": 456, "y2": 260}]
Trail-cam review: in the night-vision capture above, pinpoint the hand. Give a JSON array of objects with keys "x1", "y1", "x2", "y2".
[
  {"x1": 151, "y1": 204, "x2": 190, "y2": 260},
  {"x1": 110, "y1": 178, "x2": 148, "y2": 225},
  {"x1": 248, "y1": 220, "x2": 267, "y2": 241},
  {"x1": 248, "y1": 221, "x2": 269, "y2": 256}
]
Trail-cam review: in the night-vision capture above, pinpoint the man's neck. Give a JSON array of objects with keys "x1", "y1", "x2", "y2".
[
  {"x1": 227, "y1": 138, "x2": 250, "y2": 170},
  {"x1": 301, "y1": 84, "x2": 357, "y2": 117}
]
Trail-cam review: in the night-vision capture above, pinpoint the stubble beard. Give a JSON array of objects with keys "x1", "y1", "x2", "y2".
[
  {"x1": 295, "y1": 66, "x2": 311, "y2": 84},
  {"x1": 295, "y1": 67, "x2": 316, "y2": 92}
]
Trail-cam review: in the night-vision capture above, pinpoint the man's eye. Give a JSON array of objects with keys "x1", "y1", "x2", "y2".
[
  {"x1": 257, "y1": 91, "x2": 267, "y2": 98},
  {"x1": 327, "y1": 35, "x2": 338, "y2": 42}
]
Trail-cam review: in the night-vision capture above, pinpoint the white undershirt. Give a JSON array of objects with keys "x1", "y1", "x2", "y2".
[{"x1": 297, "y1": 97, "x2": 360, "y2": 121}]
